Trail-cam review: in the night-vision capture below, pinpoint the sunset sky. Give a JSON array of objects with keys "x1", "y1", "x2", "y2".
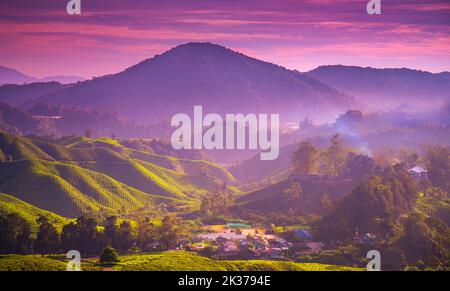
[{"x1": 0, "y1": 0, "x2": 449, "y2": 78}]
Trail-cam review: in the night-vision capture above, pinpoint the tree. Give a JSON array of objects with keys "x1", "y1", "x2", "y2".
[
  {"x1": 325, "y1": 134, "x2": 347, "y2": 176},
  {"x1": 157, "y1": 214, "x2": 185, "y2": 250},
  {"x1": 0, "y1": 214, "x2": 32, "y2": 254},
  {"x1": 117, "y1": 221, "x2": 134, "y2": 252},
  {"x1": 425, "y1": 145, "x2": 450, "y2": 192},
  {"x1": 292, "y1": 141, "x2": 318, "y2": 175},
  {"x1": 320, "y1": 194, "x2": 334, "y2": 215},
  {"x1": 99, "y1": 246, "x2": 119, "y2": 264},
  {"x1": 35, "y1": 216, "x2": 60, "y2": 255},
  {"x1": 314, "y1": 166, "x2": 419, "y2": 242},
  {"x1": 60, "y1": 216, "x2": 101, "y2": 255},
  {"x1": 200, "y1": 189, "x2": 233, "y2": 217},
  {"x1": 76, "y1": 216, "x2": 101, "y2": 255},
  {"x1": 136, "y1": 217, "x2": 157, "y2": 251},
  {"x1": 343, "y1": 153, "x2": 378, "y2": 179},
  {"x1": 104, "y1": 216, "x2": 119, "y2": 249},
  {"x1": 282, "y1": 181, "x2": 302, "y2": 202},
  {"x1": 61, "y1": 222, "x2": 78, "y2": 252}
]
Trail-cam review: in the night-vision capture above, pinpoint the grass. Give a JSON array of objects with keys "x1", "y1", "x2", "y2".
[
  {"x1": 112, "y1": 251, "x2": 362, "y2": 271},
  {"x1": 0, "y1": 255, "x2": 67, "y2": 271},
  {"x1": 0, "y1": 159, "x2": 165, "y2": 217},
  {"x1": 0, "y1": 255, "x2": 101, "y2": 271},
  {"x1": 0, "y1": 132, "x2": 240, "y2": 217},
  {"x1": 0, "y1": 251, "x2": 362, "y2": 271}
]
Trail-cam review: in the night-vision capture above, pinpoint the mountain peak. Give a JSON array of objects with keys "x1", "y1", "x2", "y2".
[
  {"x1": 169, "y1": 42, "x2": 235, "y2": 53},
  {"x1": 155, "y1": 42, "x2": 243, "y2": 62},
  {"x1": 30, "y1": 43, "x2": 357, "y2": 123}
]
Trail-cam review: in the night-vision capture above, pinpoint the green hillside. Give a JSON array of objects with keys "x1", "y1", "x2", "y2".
[
  {"x1": 0, "y1": 251, "x2": 362, "y2": 271},
  {"x1": 0, "y1": 255, "x2": 101, "y2": 271},
  {"x1": 112, "y1": 251, "x2": 362, "y2": 271},
  {"x1": 0, "y1": 132, "x2": 239, "y2": 217},
  {"x1": 0, "y1": 159, "x2": 176, "y2": 217},
  {"x1": 236, "y1": 176, "x2": 358, "y2": 214},
  {"x1": 0, "y1": 193, "x2": 68, "y2": 232}
]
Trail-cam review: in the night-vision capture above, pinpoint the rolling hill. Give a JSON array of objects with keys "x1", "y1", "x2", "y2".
[
  {"x1": 29, "y1": 42, "x2": 357, "y2": 123},
  {"x1": 0, "y1": 193, "x2": 69, "y2": 233},
  {"x1": 0, "y1": 251, "x2": 362, "y2": 271},
  {"x1": 0, "y1": 132, "x2": 239, "y2": 217},
  {"x1": 113, "y1": 251, "x2": 361, "y2": 271},
  {"x1": 235, "y1": 176, "x2": 359, "y2": 214}
]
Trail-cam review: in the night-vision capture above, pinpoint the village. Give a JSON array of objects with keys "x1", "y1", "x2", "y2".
[
  {"x1": 184, "y1": 223, "x2": 328, "y2": 261},
  {"x1": 181, "y1": 221, "x2": 385, "y2": 262}
]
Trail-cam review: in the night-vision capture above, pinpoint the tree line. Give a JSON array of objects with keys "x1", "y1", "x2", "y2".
[{"x1": 0, "y1": 213, "x2": 189, "y2": 256}]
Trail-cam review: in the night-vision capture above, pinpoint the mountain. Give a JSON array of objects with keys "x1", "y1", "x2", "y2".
[
  {"x1": 40, "y1": 76, "x2": 85, "y2": 84},
  {"x1": 0, "y1": 132, "x2": 238, "y2": 217},
  {"x1": 0, "y1": 66, "x2": 85, "y2": 86},
  {"x1": 437, "y1": 72, "x2": 450, "y2": 81},
  {"x1": 30, "y1": 43, "x2": 357, "y2": 123},
  {"x1": 0, "y1": 66, "x2": 37, "y2": 85},
  {"x1": 0, "y1": 82, "x2": 67, "y2": 106},
  {"x1": 307, "y1": 65, "x2": 450, "y2": 110},
  {"x1": 0, "y1": 102, "x2": 160, "y2": 138}
]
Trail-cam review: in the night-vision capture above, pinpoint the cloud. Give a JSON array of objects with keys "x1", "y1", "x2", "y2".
[{"x1": 0, "y1": 0, "x2": 448, "y2": 77}]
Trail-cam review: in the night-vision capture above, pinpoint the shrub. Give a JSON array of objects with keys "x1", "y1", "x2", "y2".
[{"x1": 99, "y1": 246, "x2": 119, "y2": 264}]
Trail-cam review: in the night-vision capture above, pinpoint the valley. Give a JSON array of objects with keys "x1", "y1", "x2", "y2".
[{"x1": 0, "y1": 43, "x2": 449, "y2": 271}]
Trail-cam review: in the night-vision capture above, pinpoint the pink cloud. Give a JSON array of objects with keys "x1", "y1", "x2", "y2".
[{"x1": 0, "y1": 0, "x2": 448, "y2": 77}]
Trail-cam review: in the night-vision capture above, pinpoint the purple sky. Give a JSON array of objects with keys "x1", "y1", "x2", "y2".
[{"x1": 0, "y1": 0, "x2": 449, "y2": 78}]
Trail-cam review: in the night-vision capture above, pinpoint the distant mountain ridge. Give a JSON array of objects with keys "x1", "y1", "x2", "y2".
[
  {"x1": 0, "y1": 82, "x2": 67, "y2": 106},
  {"x1": 0, "y1": 66, "x2": 37, "y2": 85},
  {"x1": 29, "y1": 42, "x2": 357, "y2": 123},
  {"x1": 0, "y1": 66, "x2": 85, "y2": 85},
  {"x1": 307, "y1": 65, "x2": 450, "y2": 109},
  {"x1": 40, "y1": 75, "x2": 85, "y2": 84}
]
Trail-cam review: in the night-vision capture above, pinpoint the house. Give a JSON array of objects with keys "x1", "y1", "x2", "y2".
[
  {"x1": 408, "y1": 166, "x2": 428, "y2": 181},
  {"x1": 290, "y1": 242, "x2": 322, "y2": 255},
  {"x1": 223, "y1": 240, "x2": 239, "y2": 252},
  {"x1": 268, "y1": 237, "x2": 291, "y2": 249},
  {"x1": 252, "y1": 237, "x2": 268, "y2": 250},
  {"x1": 306, "y1": 242, "x2": 323, "y2": 253},
  {"x1": 240, "y1": 242, "x2": 262, "y2": 259},
  {"x1": 267, "y1": 248, "x2": 284, "y2": 259},
  {"x1": 217, "y1": 239, "x2": 240, "y2": 259},
  {"x1": 362, "y1": 233, "x2": 377, "y2": 244},
  {"x1": 293, "y1": 229, "x2": 312, "y2": 241},
  {"x1": 354, "y1": 232, "x2": 377, "y2": 244}
]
